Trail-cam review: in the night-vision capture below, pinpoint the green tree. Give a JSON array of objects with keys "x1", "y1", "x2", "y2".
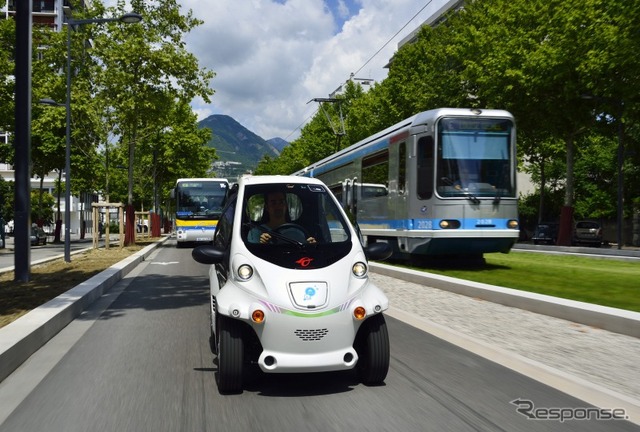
[
  {"x1": 91, "y1": 0, "x2": 215, "y2": 208},
  {"x1": 30, "y1": 189, "x2": 55, "y2": 226},
  {"x1": 277, "y1": 0, "x2": 640, "y2": 246},
  {"x1": 0, "y1": 177, "x2": 13, "y2": 225},
  {"x1": 0, "y1": 18, "x2": 15, "y2": 141},
  {"x1": 41, "y1": 0, "x2": 217, "y2": 243}
]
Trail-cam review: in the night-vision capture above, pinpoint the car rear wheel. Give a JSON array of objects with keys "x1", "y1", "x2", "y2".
[
  {"x1": 217, "y1": 316, "x2": 244, "y2": 394},
  {"x1": 355, "y1": 313, "x2": 390, "y2": 385}
]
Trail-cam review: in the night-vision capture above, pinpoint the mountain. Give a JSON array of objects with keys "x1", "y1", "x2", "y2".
[
  {"x1": 198, "y1": 115, "x2": 287, "y2": 173},
  {"x1": 266, "y1": 137, "x2": 288, "y2": 153}
]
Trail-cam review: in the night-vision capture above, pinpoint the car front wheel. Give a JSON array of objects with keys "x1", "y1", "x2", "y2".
[
  {"x1": 355, "y1": 313, "x2": 390, "y2": 385},
  {"x1": 217, "y1": 316, "x2": 244, "y2": 394}
]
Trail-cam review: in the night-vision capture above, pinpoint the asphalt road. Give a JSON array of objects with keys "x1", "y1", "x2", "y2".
[{"x1": 0, "y1": 240, "x2": 636, "y2": 431}]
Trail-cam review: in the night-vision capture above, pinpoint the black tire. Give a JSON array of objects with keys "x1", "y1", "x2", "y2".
[
  {"x1": 217, "y1": 316, "x2": 244, "y2": 394},
  {"x1": 355, "y1": 313, "x2": 390, "y2": 385}
]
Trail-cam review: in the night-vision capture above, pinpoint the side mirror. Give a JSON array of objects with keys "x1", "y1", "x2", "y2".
[
  {"x1": 364, "y1": 242, "x2": 392, "y2": 261},
  {"x1": 192, "y1": 245, "x2": 225, "y2": 265}
]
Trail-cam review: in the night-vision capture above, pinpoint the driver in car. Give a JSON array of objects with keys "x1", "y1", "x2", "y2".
[{"x1": 248, "y1": 191, "x2": 316, "y2": 244}]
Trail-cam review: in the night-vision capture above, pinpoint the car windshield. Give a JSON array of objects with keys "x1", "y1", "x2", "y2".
[{"x1": 241, "y1": 183, "x2": 353, "y2": 269}]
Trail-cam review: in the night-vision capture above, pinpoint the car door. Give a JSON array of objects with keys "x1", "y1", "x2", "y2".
[{"x1": 212, "y1": 193, "x2": 237, "y2": 291}]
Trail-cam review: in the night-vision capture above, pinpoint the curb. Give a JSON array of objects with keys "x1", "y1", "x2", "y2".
[
  {"x1": 370, "y1": 262, "x2": 640, "y2": 338},
  {"x1": 0, "y1": 238, "x2": 168, "y2": 383}
]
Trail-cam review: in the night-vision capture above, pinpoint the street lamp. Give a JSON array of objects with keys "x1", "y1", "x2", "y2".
[
  {"x1": 59, "y1": 11, "x2": 142, "y2": 262},
  {"x1": 581, "y1": 94, "x2": 624, "y2": 249}
]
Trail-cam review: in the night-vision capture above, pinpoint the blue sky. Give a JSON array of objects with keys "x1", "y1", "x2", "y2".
[
  {"x1": 108, "y1": 1, "x2": 452, "y2": 140},
  {"x1": 326, "y1": 0, "x2": 360, "y2": 32},
  {"x1": 273, "y1": 0, "x2": 360, "y2": 32}
]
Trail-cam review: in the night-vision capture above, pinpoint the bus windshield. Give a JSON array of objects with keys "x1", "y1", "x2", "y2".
[
  {"x1": 176, "y1": 180, "x2": 228, "y2": 219},
  {"x1": 436, "y1": 117, "x2": 515, "y2": 199}
]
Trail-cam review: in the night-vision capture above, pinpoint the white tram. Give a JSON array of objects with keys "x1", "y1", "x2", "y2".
[{"x1": 294, "y1": 108, "x2": 520, "y2": 260}]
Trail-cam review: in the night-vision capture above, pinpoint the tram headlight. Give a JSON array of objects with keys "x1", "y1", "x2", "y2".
[
  {"x1": 439, "y1": 219, "x2": 461, "y2": 229},
  {"x1": 507, "y1": 220, "x2": 519, "y2": 229}
]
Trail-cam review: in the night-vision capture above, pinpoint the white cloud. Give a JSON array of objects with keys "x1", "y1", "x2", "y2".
[{"x1": 108, "y1": 0, "x2": 450, "y2": 141}]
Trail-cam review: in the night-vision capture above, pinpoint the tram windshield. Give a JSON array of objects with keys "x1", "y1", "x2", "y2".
[{"x1": 436, "y1": 117, "x2": 515, "y2": 199}]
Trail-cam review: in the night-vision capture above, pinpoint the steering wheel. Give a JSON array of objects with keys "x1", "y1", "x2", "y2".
[{"x1": 274, "y1": 223, "x2": 311, "y2": 242}]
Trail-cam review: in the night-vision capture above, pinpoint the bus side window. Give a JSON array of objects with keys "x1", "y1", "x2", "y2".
[{"x1": 417, "y1": 136, "x2": 434, "y2": 199}]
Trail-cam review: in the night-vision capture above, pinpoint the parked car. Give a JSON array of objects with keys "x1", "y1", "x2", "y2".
[
  {"x1": 531, "y1": 222, "x2": 559, "y2": 245},
  {"x1": 191, "y1": 175, "x2": 392, "y2": 394},
  {"x1": 30, "y1": 226, "x2": 47, "y2": 246},
  {"x1": 573, "y1": 220, "x2": 603, "y2": 247}
]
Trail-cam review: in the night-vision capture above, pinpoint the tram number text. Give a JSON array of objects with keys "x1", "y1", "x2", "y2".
[{"x1": 415, "y1": 220, "x2": 433, "y2": 230}]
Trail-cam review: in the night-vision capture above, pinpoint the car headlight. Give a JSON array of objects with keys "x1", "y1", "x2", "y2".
[
  {"x1": 237, "y1": 264, "x2": 253, "y2": 281},
  {"x1": 352, "y1": 262, "x2": 367, "y2": 278}
]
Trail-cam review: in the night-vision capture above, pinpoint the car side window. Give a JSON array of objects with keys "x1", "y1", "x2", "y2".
[{"x1": 214, "y1": 195, "x2": 236, "y2": 250}]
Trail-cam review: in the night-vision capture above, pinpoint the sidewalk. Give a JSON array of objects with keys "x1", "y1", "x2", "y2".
[
  {"x1": 0, "y1": 232, "x2": 90, "y2": 251},
  {"x1": 0, "y1": 231, "x2": 152, "y2": 254},
  {"x1": 370, "y1": 266, "x2": 640, "y2": 425}
]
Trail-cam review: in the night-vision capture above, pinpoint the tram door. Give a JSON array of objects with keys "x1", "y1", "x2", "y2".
[{"x1": 343, "y1": 178, "x2": 358, "y2": 224}]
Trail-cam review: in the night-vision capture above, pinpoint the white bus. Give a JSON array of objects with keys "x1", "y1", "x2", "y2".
[{"x1": 171, "y1": 178, "x2": 229, "y2": 247}]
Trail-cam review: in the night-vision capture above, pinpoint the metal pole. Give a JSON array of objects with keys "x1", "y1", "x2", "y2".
[
  {"x1": 14, "y1": 0, "x2": 32, "y2": 281},
  {"x1": 64, "y1": 20, "x2": 72, "y2": 262}
]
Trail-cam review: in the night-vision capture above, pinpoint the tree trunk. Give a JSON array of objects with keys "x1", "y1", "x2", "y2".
[
  {"x1": 557, "y1": 135, "x2": 575, "y2": 246},
  {"x1": 54, "y1": 170, "x2": 62, "y2": 243},
  {"x1": 538, "y1": 157, "x2": 546, "y2": 225}
]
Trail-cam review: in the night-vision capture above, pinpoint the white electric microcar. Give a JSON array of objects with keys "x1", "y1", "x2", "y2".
[{"x1": 192, "y1": 175, "x2": 392, "y2": 393}]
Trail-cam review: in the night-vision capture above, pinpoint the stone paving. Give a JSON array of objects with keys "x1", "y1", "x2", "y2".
[{"x1": 371, "y1": 272, "x2": 640, "y2": 402}]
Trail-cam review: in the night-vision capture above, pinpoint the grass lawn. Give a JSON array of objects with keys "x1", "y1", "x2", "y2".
[{"x1": 410, "y1": 251, "x2": 640, "y2": 312}]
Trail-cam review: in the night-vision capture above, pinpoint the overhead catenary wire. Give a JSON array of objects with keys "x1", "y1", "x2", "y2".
[
  {"x1": 287, "y1": 1, "x2": 434, "y2": 140},
  {"x1": 353, "y1": 0, "x2": 433, "y2": 77}
]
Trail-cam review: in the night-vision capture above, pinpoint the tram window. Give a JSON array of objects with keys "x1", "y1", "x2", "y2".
[
  {"x1": 361, "y1": 150, "x2": 389, "y2": 199},
  {"x1": 329, "y1": 184, "x2": 343, "y2": 204},
  {"x1": 417, "y1": 137, "x2": 434, "y2": 199},
  {"x1": 399, "y1": 142, "x2": 406, "y2": 195}
]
